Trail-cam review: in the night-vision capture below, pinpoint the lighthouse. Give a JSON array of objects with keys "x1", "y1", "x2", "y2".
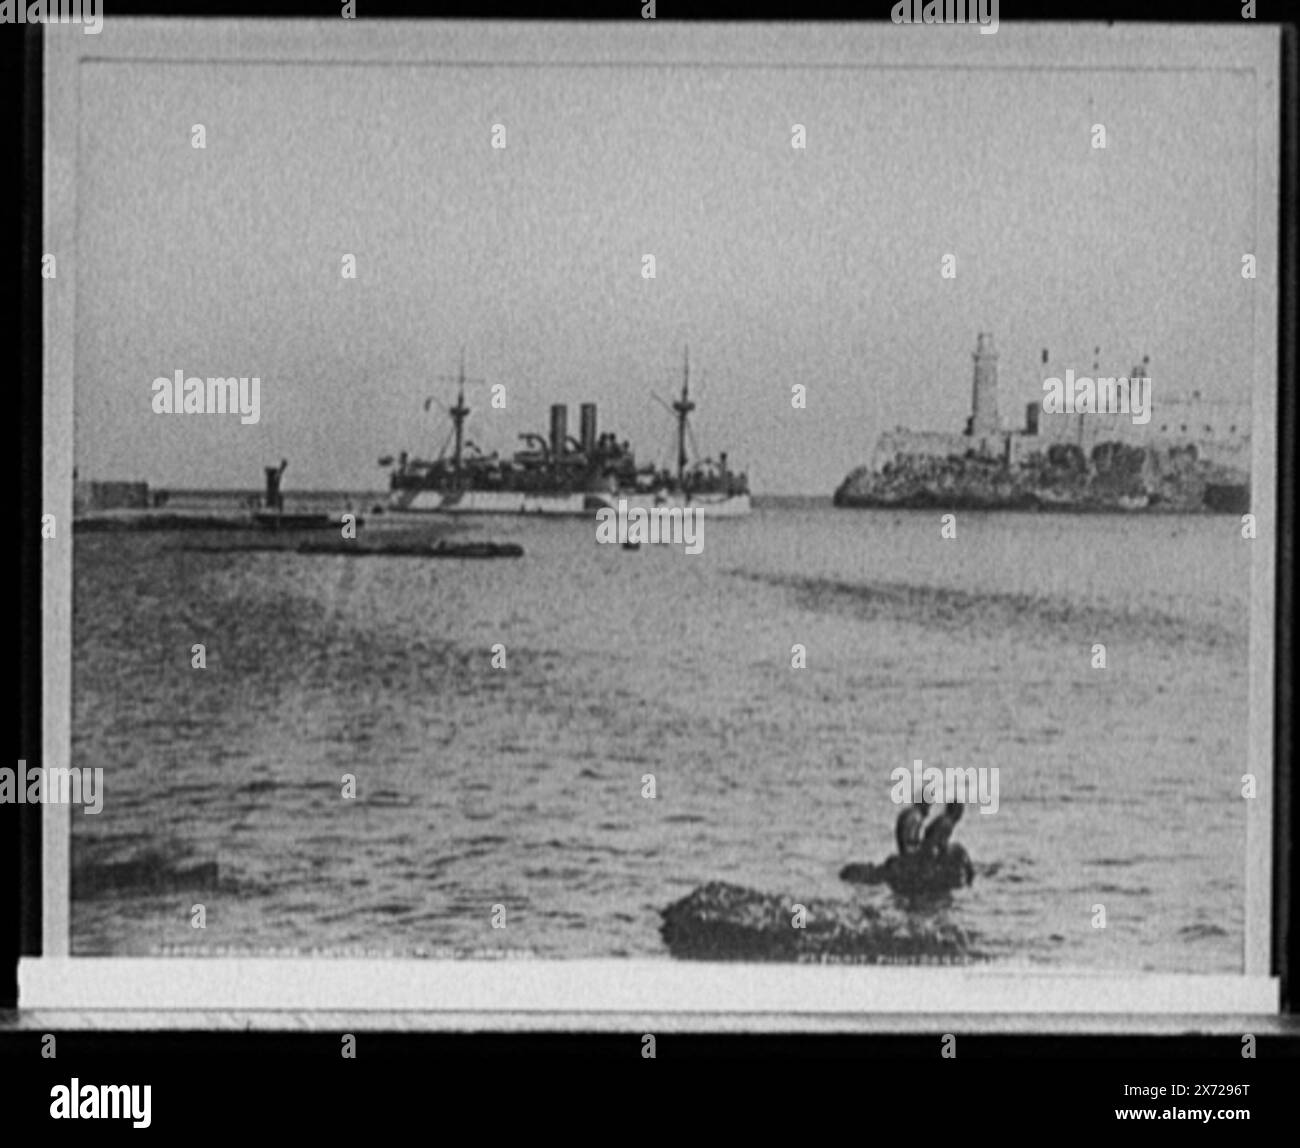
[{"x1": 970, "y1": 331, "x2": 1000, "y2": 440}]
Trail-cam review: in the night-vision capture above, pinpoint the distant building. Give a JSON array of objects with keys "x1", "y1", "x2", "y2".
[
  {"x1": 74, "y1": 480, "x2": 151, "y2": 514},
  {"x1": 873, "y1": 334, "x2": 1250, "y2": 474}
]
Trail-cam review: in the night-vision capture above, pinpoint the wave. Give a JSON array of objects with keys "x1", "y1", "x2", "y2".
[{"x1": 730, "y1": 571, "x2": 1242, "y2": 651}]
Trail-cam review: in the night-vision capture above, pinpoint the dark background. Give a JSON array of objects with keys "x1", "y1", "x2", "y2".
[{"x1": 0, "y1": 0, "x2": 1295, "y2": 1128}]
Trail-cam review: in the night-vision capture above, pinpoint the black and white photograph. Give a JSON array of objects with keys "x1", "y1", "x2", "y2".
[{"x1": 15, "y1": 12, "x2": 1287, "y2": 1039}]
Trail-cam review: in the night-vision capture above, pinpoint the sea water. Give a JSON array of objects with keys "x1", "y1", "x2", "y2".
[{"x1": 70, "y1": 500, "x2": 1251, "y2": 971}]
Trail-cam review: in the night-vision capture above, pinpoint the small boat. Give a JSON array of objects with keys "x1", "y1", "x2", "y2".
[
  {"x1": 296, "y1": 540, "x2": 523, "y2": 559},
  {"x1": 427, "y1": 541, "x2": 523, "y2": 559}
]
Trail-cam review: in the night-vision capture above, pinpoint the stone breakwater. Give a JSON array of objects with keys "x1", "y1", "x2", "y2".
[{"x1": 834, "y1": 440, "x2": 1250, "y2": 514}]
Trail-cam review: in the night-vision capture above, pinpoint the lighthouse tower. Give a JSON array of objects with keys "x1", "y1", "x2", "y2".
[{"x1": 970, "y1": 331, "x2": 1000, "y2": 440}]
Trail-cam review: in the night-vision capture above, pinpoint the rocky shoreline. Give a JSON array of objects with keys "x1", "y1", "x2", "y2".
[{"x1": 834, "y1": 440, "x2": 1250, "y2": 514}]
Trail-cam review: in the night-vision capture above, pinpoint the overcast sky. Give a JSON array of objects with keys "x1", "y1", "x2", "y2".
[{"x1": 72, "y1": 30, "x2": 1260, "y2": 494}]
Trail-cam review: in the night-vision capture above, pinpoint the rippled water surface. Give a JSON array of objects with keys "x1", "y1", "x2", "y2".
[{"x1": 71, "y1": 500, "x2": 1252, "y2": 970}]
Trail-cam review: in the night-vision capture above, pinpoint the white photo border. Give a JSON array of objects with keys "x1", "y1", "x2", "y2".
[{"x1": 26, "y1": 17, "x2": 1282, "y2": 1027}]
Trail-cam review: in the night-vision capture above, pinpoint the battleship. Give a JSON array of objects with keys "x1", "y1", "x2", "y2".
[{"x1": 379, "y1": 350, "x2": 751, "y2": 517}]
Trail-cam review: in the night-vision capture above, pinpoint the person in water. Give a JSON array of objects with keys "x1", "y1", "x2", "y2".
[
  {"x1": 895, "y1": 800, "x2": 931, "y2": 857},
  {"x1": 921, "y1": 802, "x2": 964, "y2": 859}
]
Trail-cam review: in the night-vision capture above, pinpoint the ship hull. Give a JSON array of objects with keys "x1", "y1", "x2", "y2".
[
  {"x1": 389, "y1": 487, "x2": 752, "y2": 517},
  {"x1": 388, "y1": 489, "x2": 588, "y2": 515},
  {"x1": 589, "y1": 492, "x2": 752, "y2": 518}
]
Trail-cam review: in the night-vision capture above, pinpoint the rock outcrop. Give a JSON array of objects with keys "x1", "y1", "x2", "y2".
[
  {"x1": 834, "y1": 439, "x2": 1249, "y2": 513},
  {"x1": 660, "y1": 880, "x2": 979, "y2": 963}
]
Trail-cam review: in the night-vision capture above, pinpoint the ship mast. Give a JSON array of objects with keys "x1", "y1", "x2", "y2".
[
  {"x1": 435, "y1": 347, "x2": 480, "y2": 487},
  {"x1": 451, "y1": 350, "x2": 470, "y2": 483},
  {"x1": 672, "y1": 344, "x2": 696, "y2": 487}
]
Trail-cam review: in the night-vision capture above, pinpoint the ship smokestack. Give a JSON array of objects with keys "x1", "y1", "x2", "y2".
[
  {"x1": 550, "y1": 404, "x2": 568, "y2": 460},
  {"x1": 580, "y1": 403, "x2": 597, "y2": 457}
]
